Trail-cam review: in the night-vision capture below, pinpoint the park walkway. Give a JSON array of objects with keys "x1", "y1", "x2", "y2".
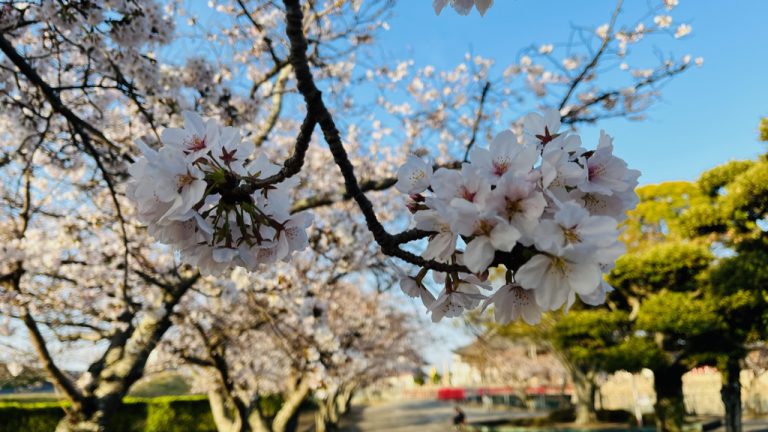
[{"x1": 338, "y1": 400, "x2": 542, "y2": 431}]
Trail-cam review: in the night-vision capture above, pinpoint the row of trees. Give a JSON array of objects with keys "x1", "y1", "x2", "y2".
[
  {"x1": 491, "y1": 120, "x2": 768, "y2": 432},
  {"x1": 161, "y1": 260, "x2": 422, "y2": 432},
  {"x1": 0, "y1": 0, "x2": 697, "y2": 431}
]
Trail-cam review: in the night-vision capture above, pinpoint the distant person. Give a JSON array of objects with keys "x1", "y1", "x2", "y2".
[
  {"x1": 482, "y1": 394, "x2": 492, "y2": 412},
  {"x1": 453, "y1": 406, "x2": 466, "y2": 431}
]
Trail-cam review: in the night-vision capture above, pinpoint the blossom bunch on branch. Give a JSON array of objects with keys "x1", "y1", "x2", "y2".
[
  {"x1": 128, "y1": 112, "x2": 312, "y2": 275},
  {"x1": 396, "y1": 109, "x2": 639, "y2": 324}
]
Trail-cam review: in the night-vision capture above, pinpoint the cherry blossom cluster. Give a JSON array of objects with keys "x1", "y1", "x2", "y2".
[
  {"x1": 396, "y1": 110, "x2": 639, "y2": 324},
  {"x1": 127, "y1": 112, "x2": 312, "y2": 275}
]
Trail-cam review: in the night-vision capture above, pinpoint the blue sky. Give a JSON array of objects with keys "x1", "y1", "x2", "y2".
[{"x1": 382, "y1": 0, "x2": 768, "y2": 366}]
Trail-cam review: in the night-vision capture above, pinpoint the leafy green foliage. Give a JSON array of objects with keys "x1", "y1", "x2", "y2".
[
  {"x1": 709, "y1": 246, "x2": 768, "y2": 297},
  {"x1": 621, "y1": 181, "x2": 705, "y2": 251},
  {"x1": 636, "y1": 291, "x2": 720, "y2": 336},
  {"x1": 551, "y1": 309, "x2": 665, "y2": 373},
  {"x1": 697, "y1": 160, "x2": 754, "y2": 197},
  {"x1": 142, "y1": 396, "x2": 215, "y2": 432},
  {"x1": 720, "y1": 161, "x2": 768, "y2": 232},
  {"x1": 551, "y1": 310, "x2": 629, "y2": 369},
  {"x1": 609, "y1": 241, "x2": 712, "y2": 295},
  {"x1": 0, "y1": 395, "x2": 216, "y2": 432},
  {"x1": 256, "y1": 394, "x2": 287, "y2": 419},
  {"x1": 0, "y1": 405, "x2": 61, "y2": 432},
  {"x1": 677, "y1": 202, "x2": 727, "y2": 237},
  {"x1": 706, "y1": 247, "x2": 768, "y2": 343}
]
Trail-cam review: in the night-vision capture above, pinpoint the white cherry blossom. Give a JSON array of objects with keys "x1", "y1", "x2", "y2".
[
  {"x1": 395, "y1": 155, "x2": 433, "y2": 194},
  {"x1": 211, "y1": 126, "x2": 253, "y2": 176},
  {"x1": 414, "y1": 207, "x2": 458, "y2": 262},
  {"x1": 522, "y1": 109, "x2": 562, "y2": 147},
  {"x1": 398, "y1": 272, "x2": 437, "y2": 308},
  {"x1": 451, "y1": 201, "x2": 520, "y2": 273},
  {"x1": 482, "y1": 284, "x2": 542, "y2": 324},
  {"x1": 486, "y1": 174, "x2": 546, "y2": 243},
  {"x1": 515, "y1": 249, "x2": 602, "y2": 310},
  {"x1": 675, "y1": 24, "x2": 692, "y2": 38},
  {"x1": 429, "y1": 278, "x2": 487, "y2": 322},
  {"x1": 469, "y1": 130, "x2": 538, "y2": 185},
  {"x1": 534, "y1": 201, "x2": 618, "y2": 255},
  {"x1": 160, "y1": 111, "x2": 220, "y2": 160},
  {"x1": 579, "y1": 131, "x2": 638, "y2": 195},
  {"x1": 654, "y1": 15, "x2": 673, "y2": 28},
  {"x1": 540, "y1": 146, "x2": 587, "y2": 201},
  {"x1": 431, "y1": 164, "x2": 491, "y2": 206},
  {"x1": 148, "y1": 146, "x2": 207, "y2": 223},
  {"x1": 579, "y1": 280, "x2": 615, "y2": 306}
]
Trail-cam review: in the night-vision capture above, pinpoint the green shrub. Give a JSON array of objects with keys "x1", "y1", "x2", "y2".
[
  {"x1": 142, "y1": 396, "x2": 216, "y2": 432},
  {"x1": 0, "y1": 395, "x2": 216, "y2": 432},
  {"x1": 0, "y1": 405, "x2": 62, "y2": 431}
]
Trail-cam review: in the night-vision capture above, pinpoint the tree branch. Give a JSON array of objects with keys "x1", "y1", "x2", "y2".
[
  {"x1": 562, "y1": 61, "x2": 690, "y2": 125},
  {"x1": 463, "y1": 81, "x2": 491, "y2": 162},
  {"x1": 272, "y1": 7, "x2": 467, "y2": 269},
  {"x1": 0, "y1": 34, "x2": 125, "y2": 160},
  {"x1": 0, "y1": 34, "x2": 134, "y2": 313},
  {"x1": 20, "y1": 308, "x2": 85, "y2": 406},
  {"x1": 558, "y1": 0, "x2": 623, "y2": 111},
  {"x1": 253, "y1": 66, "x2": 292, "y2": 148}
]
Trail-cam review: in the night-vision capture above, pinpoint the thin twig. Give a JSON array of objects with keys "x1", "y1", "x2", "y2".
[
  {"x1": 463, "y1": 81, "x2": 491, "y2": 162},
  {"x1": 558, "y1": 0, "x2": 623, "y2": 111}
]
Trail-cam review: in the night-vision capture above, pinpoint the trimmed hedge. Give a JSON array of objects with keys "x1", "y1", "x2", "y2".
[
  {"x1": 0, "y1": 403, "x2": 61, "y2": 431},
  {"x1": 0, "y1": 395, "x2": 217, "y2": 432}
]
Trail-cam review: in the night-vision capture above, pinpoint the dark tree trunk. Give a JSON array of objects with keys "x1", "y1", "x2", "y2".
[
  {"x1": 55, "y1": 395, "x2": 121, "y2": 432},
  {"x1": 336, "y1": 383, "x2": 356, "y2": 417},
  {"x1": 573, "y1": 374, "x2": 597, "y2": 425},
  {"x1": 315, "y1": 391, "x2": 340, "y2": 432},
  {"x1": 721, "y1": 359, "x2": 742, "y2": 432},
  {"x1": 315, "y1": 402, "x2": 331, "y2": 432},
  {"x1": 653, "y1": 365, "x2": 687, "y2": 432}
]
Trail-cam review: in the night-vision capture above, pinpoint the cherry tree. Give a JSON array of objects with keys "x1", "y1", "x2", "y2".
[
  {"x1": 159, "y1": 256, "x2": 422, "y2": 432},
  {"x1": 0, "y1": 1, "x2": 392, "y2": 430},
  {"x1": 0, "y1": 0, "x2": 698, "y2": 431},
  {"x1": 0, "y1": 143, "x2": 200, "y2": 431}
]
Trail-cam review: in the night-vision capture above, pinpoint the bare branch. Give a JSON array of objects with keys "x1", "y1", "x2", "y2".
[
  {"x1": 558, "y1": 0, "x2": 624, "y2": 111},
  {"x1": 463, "y1": 81, "x2": 491, "y2": 162},
  {"x1": 253, "y1": 66, "x2": 292, "y2": 148}
]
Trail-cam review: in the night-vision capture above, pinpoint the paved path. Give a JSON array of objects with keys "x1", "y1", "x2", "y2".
[
  {"x1": 339, "y1": 400, "x2": 542, "y2": 432},
  {"x1": 710, "y1": 418, "x2": 768, "y2": 432},
  {"x1": 336, "y1": 400, "x2": 768, "y2": 432}
]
